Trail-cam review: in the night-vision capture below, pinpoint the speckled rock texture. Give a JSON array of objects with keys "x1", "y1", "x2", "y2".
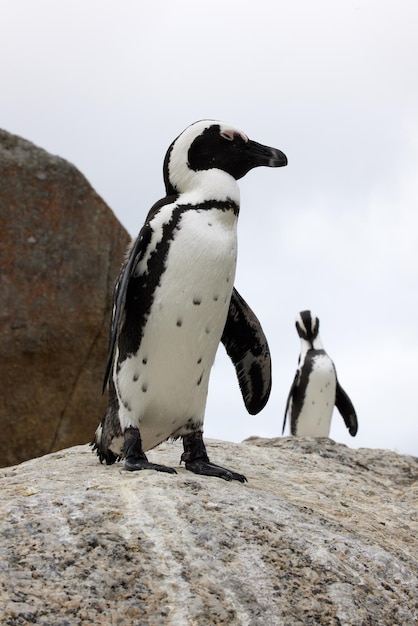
[
  {"x1": 0, "y1": 129, "x2": 130, "y2": 467},
  {"x1": 1, "y1": 437, "x2": 417, "y2": 625}
]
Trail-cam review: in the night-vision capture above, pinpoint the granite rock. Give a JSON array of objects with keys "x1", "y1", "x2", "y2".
[
  {"x1": 0, "y1": 437, "x2": 417, "y2": 625},
  {"x1": 0, "y1": 129, "x2": 130, "y2": 467}
]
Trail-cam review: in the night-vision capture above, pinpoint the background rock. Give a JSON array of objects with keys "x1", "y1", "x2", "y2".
[
  {"x1": 0, "y1": 129, "x2": 130, "y2": 467},
  {"x1": 1, "y1": 437, "x2": 417, "y2": 625}
]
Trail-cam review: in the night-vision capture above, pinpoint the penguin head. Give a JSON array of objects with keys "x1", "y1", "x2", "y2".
[
  {"x1": 295, "y1": 310, "x2": 321, "y2": 348},
  {"x1": 163, "y1": 120, "x2": 287, "y2": 197}
]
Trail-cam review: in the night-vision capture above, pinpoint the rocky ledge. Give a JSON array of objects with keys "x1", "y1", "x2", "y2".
[{"x1": 1, "y1": 437, "x2": 417, "y2": 625}]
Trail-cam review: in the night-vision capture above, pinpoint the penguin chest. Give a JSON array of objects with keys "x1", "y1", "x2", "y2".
[
  {"x1": 117, "y1": 207, "x2": 238, "y2": 449},
  {"x1": 295, "y1": 354, "x2": 336, "y2": 437}
]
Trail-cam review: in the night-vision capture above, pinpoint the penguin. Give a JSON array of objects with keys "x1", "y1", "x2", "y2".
[
  {"x1": 282, "y1": 310, "x2": 358, "y2": 438},
  {"x1": 92, "y1": 120, "x2": 288, "y2": 481}
]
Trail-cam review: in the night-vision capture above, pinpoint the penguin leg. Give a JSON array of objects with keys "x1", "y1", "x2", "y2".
[
  {"x1": 181, "y1": 431, "x2": 247, "y2": 483},
  {"x1": 124, "y1": 427, "x2": 177, "y2": 474}
]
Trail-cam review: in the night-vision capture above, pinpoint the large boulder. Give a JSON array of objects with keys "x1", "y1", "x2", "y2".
[
  {"x1": 0, "y1": 437, "x2": 417, "y2": 624},
  {"x1": 0, "y1": 129, "x2": 130, "y2": 467}
]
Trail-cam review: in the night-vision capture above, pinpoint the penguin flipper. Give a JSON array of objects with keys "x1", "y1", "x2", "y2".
[
  {"x1": 282, "y1": 372, "x2": 298, "y2": 435},
  {"x1": 221, "y1": 287, "x2": 271, "y2": 415},
  {"x1": 102, "y1": 226, "x2": 152, "y2": 392},
  {"x1": 281, "y1": 404, "x2": 289, "y2": 436},
  {"x1": 335, "y1": 381, "x2": 358, "y2": 436},
  {"x1": 103, "y1": 197, "x2": 176, "y2": 392}
]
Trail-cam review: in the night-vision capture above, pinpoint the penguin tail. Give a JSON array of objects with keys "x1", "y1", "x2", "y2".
[
  {"x1": 90, "y1": 436, "x2": 120, "y2": 465},
  {"x1": 90, "y1": 415, "x2": 122, "y2": 466}
]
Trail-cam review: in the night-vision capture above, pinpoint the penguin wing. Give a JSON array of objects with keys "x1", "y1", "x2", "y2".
[
  {"x1": 282, "y1": 370, "x2": 299, "y2": 435},
  {"x1": 335, "y1": 381, "x2": 358, "y2": 436},
  {"x1": 102, "y1": 196, "x2": 177, "y2": 391},
  {"x1": 102, "y1": 226, "x2": 152, "y2": 392},
  {"x1": 221, "y1": 287, "x2": 271, "y2": 415}
]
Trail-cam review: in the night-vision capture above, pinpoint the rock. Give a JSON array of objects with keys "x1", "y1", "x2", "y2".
[
  {"x1": 0, "y1": 129, "x2": 130, "y2": 467},
  {"x1": 1, "y1": 437, "x2": 417, "y2": 625}
]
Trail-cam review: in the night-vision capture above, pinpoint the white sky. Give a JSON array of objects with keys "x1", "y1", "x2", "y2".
[{"x1": 2, "y1": 0, "x2": 418, "y2": 456}]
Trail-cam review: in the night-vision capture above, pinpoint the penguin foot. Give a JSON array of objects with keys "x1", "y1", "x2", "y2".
[
  {"x1": 125, "y1": 458, "x2": 177, "y2": 474},
  {"x1": 181, "y1": 431, "x2": 247, "y2": 483},
  {"x1": 124, "y1": 427, "x2": 177, "y2": 474},
  {"x1": 184, "y1": 459, "x2": 247, "y2": 483}
]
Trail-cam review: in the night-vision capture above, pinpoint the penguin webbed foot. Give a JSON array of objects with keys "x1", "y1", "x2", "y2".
[
  {"x1": 185, "y1": 458, "x2": 248, "y2": 483},
  {"x1": 124, "y1": 427, "x2": 177, "y2": 474},
  {"x1": 181, "y1": 432, "x2": 247, "y2": 483},
  {"x1": 125, "y1": 459, "x2": 177, "y2": 474}
]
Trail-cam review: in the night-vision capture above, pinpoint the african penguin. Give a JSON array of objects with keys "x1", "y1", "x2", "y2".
[
  {"x1": 282, "y1": 310, "x2": 358, "y2": 438},
  {"x1": 92, "y1": 120, "x2": 287, "y2": 481}
]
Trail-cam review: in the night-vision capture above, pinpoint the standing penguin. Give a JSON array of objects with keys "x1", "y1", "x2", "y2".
[
  {"x1": 92, "y1": 120, "x2": 287, "y2": 481},
  {"x1": 282, "y1": 310, "x2": 358, "y2": 438}
]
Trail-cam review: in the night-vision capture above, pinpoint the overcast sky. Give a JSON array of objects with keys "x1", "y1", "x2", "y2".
[{"x1": 2, "y1": 0, "x2": 418, "y2": 456}]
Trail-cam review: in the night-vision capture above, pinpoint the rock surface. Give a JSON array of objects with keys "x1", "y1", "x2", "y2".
[
  {"x1": 0, "y1": 129, "x2": 130, "y2": 467},
  {"x1": 1, "y1": 437, "x2": 417, "y2": 625}
]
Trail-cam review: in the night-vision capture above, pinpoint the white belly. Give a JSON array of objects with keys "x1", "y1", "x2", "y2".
[
  {"x1": 295, "y1": 355, "x2": 336, "y2": 437},
  {"x1": 116, "y1": 207, "x2": 238, "y2": 451}
]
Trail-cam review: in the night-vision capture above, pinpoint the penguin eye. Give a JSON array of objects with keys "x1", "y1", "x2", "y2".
[{"x1": 220, "y1": 130, "x2": 235, "y2": 141}]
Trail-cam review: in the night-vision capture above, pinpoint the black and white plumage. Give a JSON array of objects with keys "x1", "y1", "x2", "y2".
[
  {"x1": 282, "y1": 310, "x2": 358, "y2": 438},
  {"x1": 92, "y1": 120, "x2": 287, "y2": 481}
]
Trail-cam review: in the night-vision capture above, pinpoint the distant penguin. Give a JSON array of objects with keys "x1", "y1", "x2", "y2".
[
  {"x1": 282, "y1": 310, "x2": 358, "y2": 438},
  {"x1": 92, "y1": 120, "x2": 287, "y2": 481}
]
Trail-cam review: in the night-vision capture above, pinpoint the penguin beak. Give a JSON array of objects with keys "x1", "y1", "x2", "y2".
[{"x1": 246, "y1": 140, "x2": 288, "y2": 169}]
